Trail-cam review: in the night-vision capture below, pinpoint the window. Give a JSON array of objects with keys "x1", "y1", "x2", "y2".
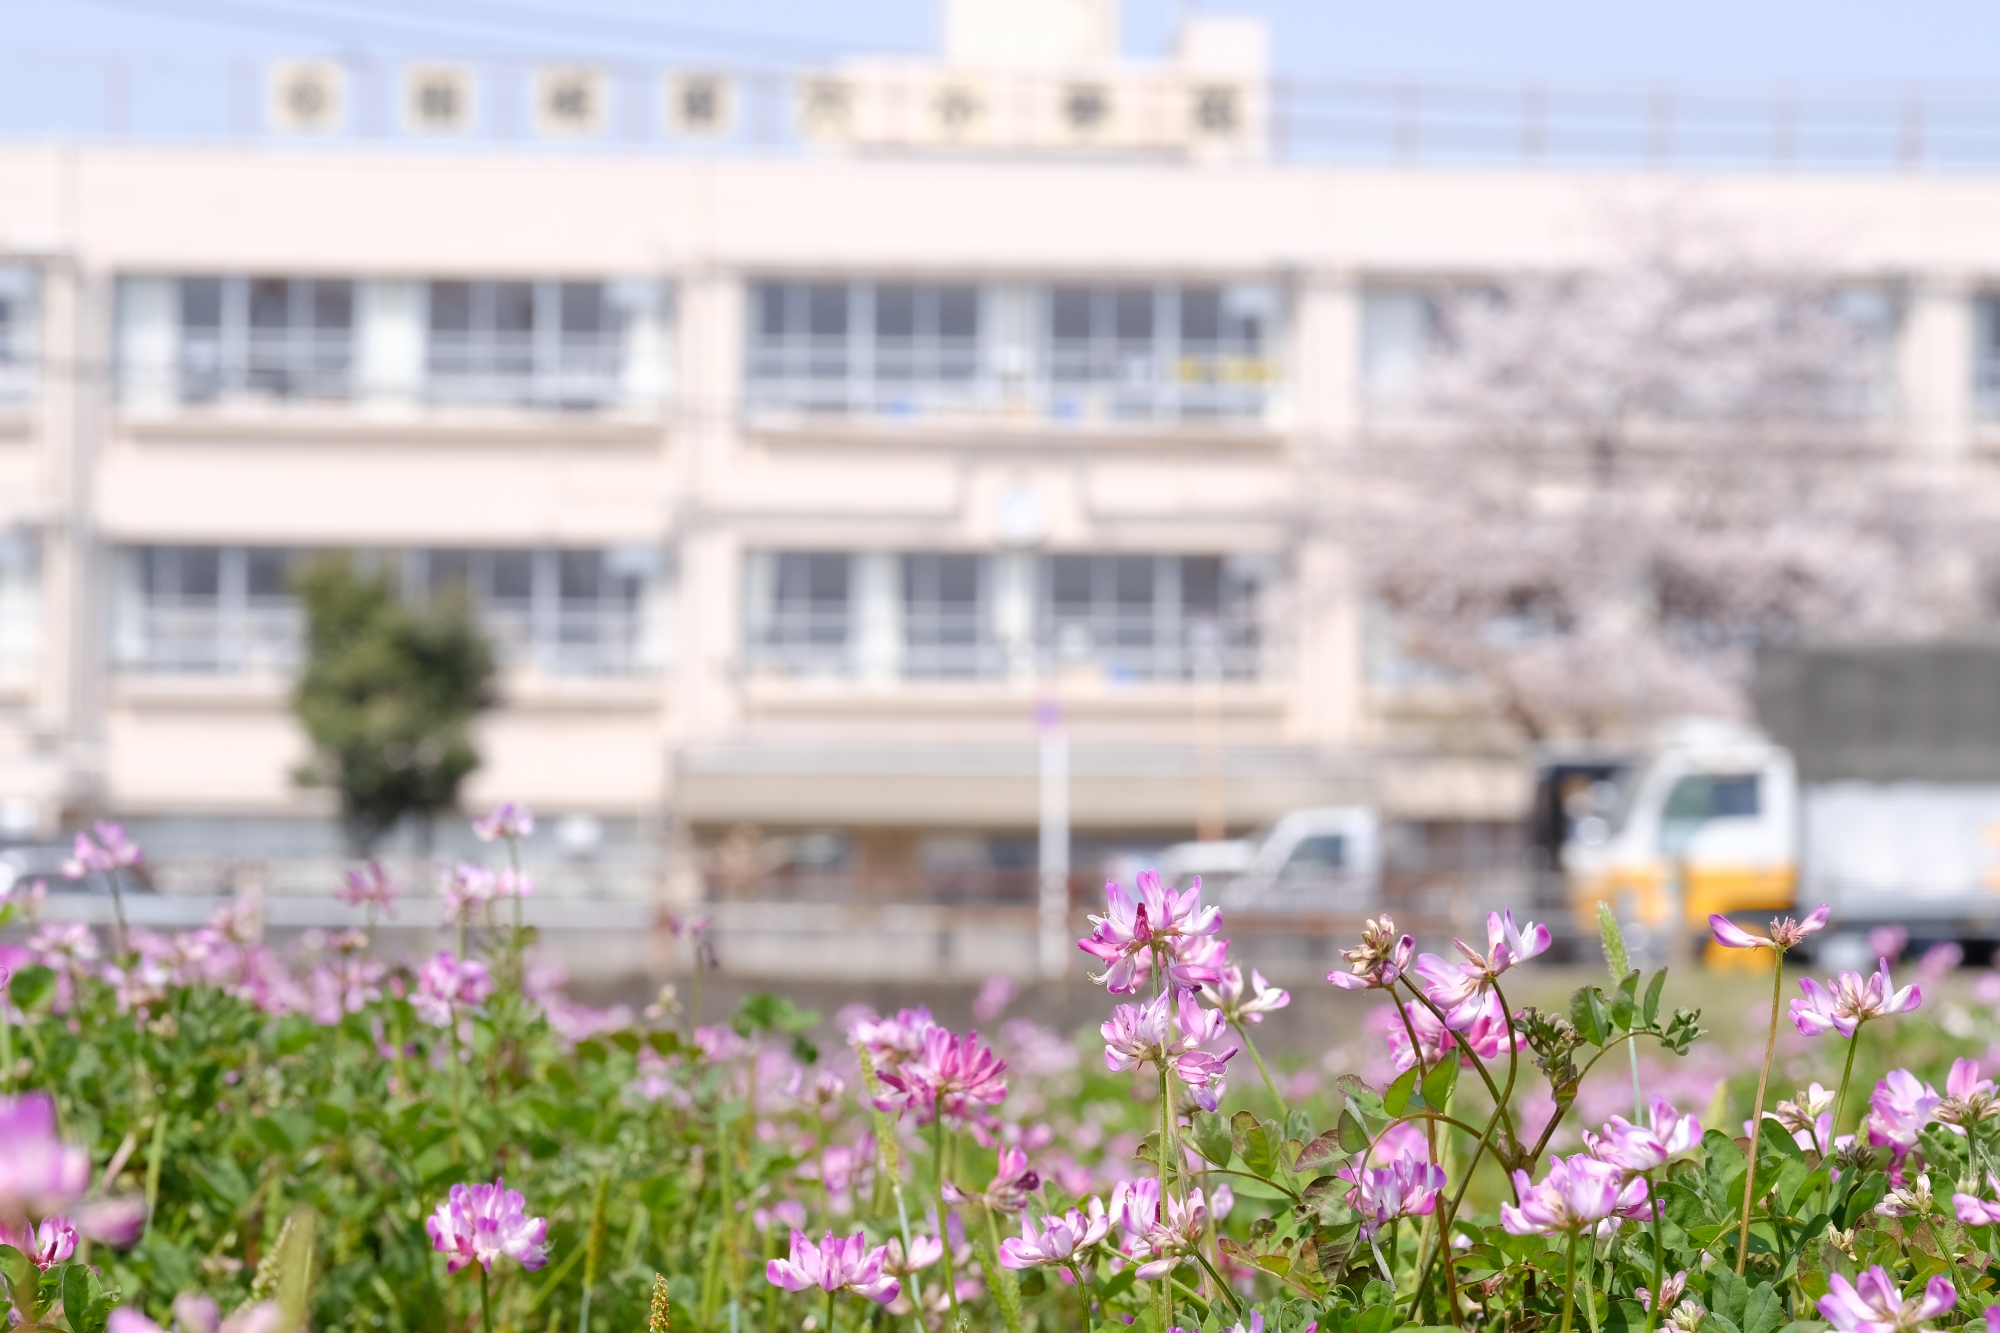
[
  {"x1": 1039, "y1": 554, "x2": 1267, "y2": 681},
  {"x1": 0, "y1": 530, "x2": 38, "y2": 673},
  {"x1": 1045, "y1": 283, "x2": 1276, "y2": 421},
  {"x1": 1359, "y1": 285, "x2": 1437, "y2": 406},
  {"x1": 117, "y1": 546, "x2": 665, "y2": 676},
  {"x1": 746, "y1": 281, "x2": 984, "y2": 415},
  {"x1": 1658, "y1": 773, "x2": 1761, "y2": 854},
  {"x1": 178, "y1": 277, "x2": 355, "y2": 404},
  {"x1": 425, "y1": 279, "x2": 628, "y2": 409},
  {"x1": 747, "y1": 552, "x2": 853, "y2": 676},
  {"x1": 0, "y1": 268, "x2": 35, "y2": 405},
  {"x1": 902, "y1": 553, "x2": 994, "y2": 678},
  {"x1": 1976, "y1": 296, "x2": 2000, "y2": 420}
]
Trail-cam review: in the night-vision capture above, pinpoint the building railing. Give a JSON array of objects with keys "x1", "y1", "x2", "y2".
[
  {"x1": 425, "y1": 331, "x2": 627, "y2": 411},
  {"x1": 179, "y1": 329, "x2": 356, "y2": 404}
]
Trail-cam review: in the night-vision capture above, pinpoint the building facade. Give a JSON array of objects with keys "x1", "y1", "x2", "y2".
[{"x1": 3, "y1": 11, "x2": 2000, "y2": 911}]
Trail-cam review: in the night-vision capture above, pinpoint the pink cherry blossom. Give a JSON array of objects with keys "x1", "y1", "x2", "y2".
[
  {"x1": 425, "y1": 1177, "x2": 549, "y2": 1274},
  {"x1": 765, "y1": 1229, "x2": 900, "y2": 1304},
  {"x1": 1817, "y1": 1266, "x2": 1953, "y2": 1333},
  {"x1": 1791, "y1": 959, "x2": 1920, "y2": 1038}
]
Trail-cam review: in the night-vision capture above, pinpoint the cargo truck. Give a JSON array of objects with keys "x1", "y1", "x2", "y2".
[{"x1": 1563, "y1": 642, "x2": 2000, "y2": 961}]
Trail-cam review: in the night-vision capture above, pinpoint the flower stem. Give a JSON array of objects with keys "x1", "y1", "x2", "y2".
[
  {"x1": 931, "y1": 1116, "x2": 963, "y2": 1330},
  {"x1": 825, "y1": 1286, "x2": 836, "y2": 1333},
  {"x1": 1830, "y1": 1028, "x2": 1862, "y2": 1141},
  {"x1": 1234, "y1": 1020, "x2": 1288, "y2": 1116},
  {"x1": 1736, "y1": 948, "x2": 1785, "y2": 1275},
  {"x1": 1155, "y1": 1063, "x2": 1175, "y2": 1333},
  {"x1": 1643, "y1": 1171, "x2": 1664, "y2": 1333},
  {"x1": 1579, "y1": 1227, "x2": 1601, "y2": 1333},
  {"x1": 1560, "y1": 1230, "x2": 1579, "y2": 1333},
  {"x1": 480, "y1": 1265, "x2": 494, "y2": 1333}
]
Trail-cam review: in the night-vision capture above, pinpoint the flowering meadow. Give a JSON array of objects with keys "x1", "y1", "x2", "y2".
[{"x1": 0, "y1": 811, "x2": 1997, "y2": 1333}]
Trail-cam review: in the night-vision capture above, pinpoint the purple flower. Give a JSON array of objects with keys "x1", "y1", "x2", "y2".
[
  {"x1": 765, "y1": 1229, "x2": 900, "y2": 1305},
  {"x1": 1638, "y1": 1271, "x2": 1688, "y2": 1314},
  {"x1": 426, "y1": 1177, "x2": 549, "y2": 1274},
  {"x1": 412, "y1": 952, "x2": 494, "y2": 1028},
  {"x1": 1867, "y1": 1069, "x2": 1940, "y2": 1157},
  {"x1": 972, "y1": 977, "x2": 1017, "y2": 1023},
  {"x1": 1962, "y1": 1188, "x2": 2000, "y2": 1226},
  {"x1": 1791, "y1": 960, "x2": 1920, "y2": 1038},
  {"x1": 1711, "y1": 904, "x2": 1830, "y2": 951},
  {"x1": 872, "y1": 1026, "x2": 1008, "y2": 1125},
  {"x1": 1328, "y1": 916, "x2": 1415, "y2": 992},
  {"x1": 1940, "y1": 1058, "x2": 2000, "y2": 1127},
  {"x1": 440, "y1": 863, "x2": 497, "y2": 925},
  {"x1": 1584, "y1": 1097, "x2": 1703, "y2": 1173},
  {"x1": 1100, "y1": 989, "x2": 1236, "y2": 1089},
  {"x1": 1202, "y1": 966, "x2": 1290, "y2": 1024},
  {"x1": 943, "y1": 1145, "x2": 1039, "y2": 1213},
  {"x1": 849, "y1": 1007, "x2": 935, "y2": 1072},
  {"x1": 1501, "y1": 1154, "x2": 1645, "y2": 1236},
  {"x1": 1412, "y1": 910, "x2": 1550, "y2": 1030},
  {"x1": 0, "y1": 1093, "x2": 90, "y2": 1218},
  {"x1": 337, "y1": 861, "x2": 399, "y2": 916},
  {"x1": 472, "y1": 802, "x2": 534, "y2": 842},
  {"x1": 1818, "y1": 1266, "x2": 1953, "y2": 1333},
  {"x1": 0, "y1": 1214, "x2": 76, "y2": 1269},
  {"x1": 61, "y1": 822, "x2": 141, "y2": 878},
  {"x1": 998, "y1": 1200, "x2": 1112, "y2": 1268},
  {"x1": 1076, "y1": 871, "x2": 1222, "y2": 994},
  {"x1": 1346, "y1": 1159, "x2": 1447, "y2": 1240}
]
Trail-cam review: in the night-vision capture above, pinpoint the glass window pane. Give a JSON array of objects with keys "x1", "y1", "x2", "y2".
[
  {"x1": 1113, "y1": 288, "x2": 1153, "y2": 340},
  {"x1": 179, "y1": 547, "x2": 222, "y2": 599},
  {"x1": 558, "y1": 550, "x2": 601, "y2": 602},
  {"x1": 180, "y1": 279, "x2": 223, "y2": 330},
  {"x1": 248, "y1": 278, "x2": 291, "y2": 330},
  {"x1": 311, "y1": 281, "x2": 353, "y2": 330},
  {"x1": 429, "y1": 281, "x2": 472, "y2": 332},
  {"x1": 1181, "y1": 288, "x2": 1222, "y2": 342},
  {"x1": 1051, "y1": 555, "x2": 1092, "y2": 608},
  {"x1": 492, "y1": 551, "x2": 534, "y2": 602},
  {"x1": 806, "y1": 285, "x2": 847, "y2": 337},
  {"x1": 559, "y1": 283, "x2": 604, "y2": 335},
  {"x1": 1112, "y1": 555, "x2": 1153, "y2": 607},
  {"x1": 805, "y1": 553, "x2": 848, "y2": 603},
  {"x1": 1051, "y1": 288, "x2": 1091, "y2": 340},
  {"x1": 1181, "y1": 556, "x2": 1222, "y2": 612},
  {"x1": 938, "y1": 286, "x2": 979, "y2": 339},
  {"x1": 875, "y1": 285, "x2": 916, "y2": 339},
  {"x1": 245, "y1": 548, "x2": 293, "y2": 599},
  {"x1": 427, "y1": 549, "x2": 472, "y2": 597},
  {"x1": 757, "y1": 284, "x2": 788, "y2": 337},
  {"x1": 494, "y1": 282, "x2": 535, "y2": 334},
  {"x1": 936, "y1": 553, "x2": 980, "y2": 606}
]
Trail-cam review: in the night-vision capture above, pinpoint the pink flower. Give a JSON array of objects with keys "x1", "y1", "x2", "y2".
[
  {"x1": 1109, "y1": 1179, "x2": 1209, "y2": 1279},
  {"x1": 999, "y1": 1200, "x2": 1112, "y2": 1268},
  {"x1": 872, "y1": 1026, "x2": 1008, "y2": 1125},
  {"x1": 1202, "y1": 966, "x2": 1290, "y2": 1024},
  {"x1": 1100, "y1": 990, "x2": 1236, "y2": 1089},
  {"x1": 881, "y1": 1234, "x2": 941, "y2": 1276},
  {"x1": 61, "y1": 822, "x2": 141, "y2": 878},
  {"x1": 849, "y1": 1007, "x2": 935, "y2": 1072},
  {"x1": 1328, "y1": 916, "x2": 1415, "y2": 992},
  {"x1": 1076, "y1": 871, "x2": 1221, "y2": 994},
  {"x1": 1791, "y1": 960, "x2": 1920, "y2": 1038},
  {"x1": 0, "y1": 1093, "x2": 90, "y2": 1218},
  {"x1": 0, "y1": 1215, "x2": 76, "y2": 1269},
  {"x1": 337, "y1": 861, "x2": 399, "y2": 915},
  {"x1": 1937, "y1": 1059, "x2": 2000, "y2": 1128},
  {"x1": 1637, "y1": 1271, "x2": 1688, "y2": 1313},
  {"x1": 1413, "y1": 910, "x2": 1550, "y2": 1030},
  {"x1": 943, "y1": 1146, "x2": 1040, "y2": 1214},
  {"x1": 1867, "y1": 1069, "x2": 1940, "y2": 1154},
  {"x1": 1387, "y1": 992, "x2": 1514, "y2": 1071},
  {"x1": 427, "y1": 1177, "x2": 548, "y2": 1274},
  {"x1": 1955, "y1": 1186, "x2": 2000, "y2": 1226},
  {"x1": 1584, "y1": 1097, "x2": 1703, "y2": 1173},
  {"x1": 1501, "y1": 1154, "x2": 1645, "y2": 1236},
  {"x1": 765, "y1": 1229, "x2": 900, "y2": 1304},
  {"x1": 440, "y1": 863, "x2": 497, "y2": 925},
  {"x1": 1818, "y1": 1266, "x2": 1953, "y2": 1333},
  {"x1": 1711, "y1": 904, "x2": 1830, "y2": 951},
  {"x1": 972, "y1": 977, "x2": 1017, "y2": 1023},
  {"x1": 471, "y1": 802, "x2": 534, "y2": 842},
  {"x1": 1347, "y1": 1159, "x2": 1447, "y2": 1240},
  {"x1": 411, "y1": 952, "x2": 494, "y2": 1028}
]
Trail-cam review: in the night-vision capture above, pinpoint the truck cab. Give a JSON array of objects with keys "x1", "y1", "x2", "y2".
[
  {"x1": 1563, "y1": 720, "x2": 1798, "y2": 947},
  {"x1": 1159, "y1": 807, "x2": 1381, "y2": 911}
]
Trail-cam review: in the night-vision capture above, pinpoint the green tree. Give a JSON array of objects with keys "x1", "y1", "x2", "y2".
[{"x1": 291, "y1": 553, "x2": 497, "y2": 853}]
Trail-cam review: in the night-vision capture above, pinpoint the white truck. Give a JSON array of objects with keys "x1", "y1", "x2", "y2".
[
  {"x1": 1562, "y1": 643, "x2": 2000, "y2": 961},
  {"x1": 1156, "y1": 806, "x2": 1381, "y2": 912}
]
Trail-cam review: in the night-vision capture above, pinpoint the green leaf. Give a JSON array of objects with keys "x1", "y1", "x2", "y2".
[
  {"x1": 1293, "y1": 1130, "x2": 1345, "y2": 1172},
  {"x1": 251, "y1": 1110, "x2": 314, "y2": 1155},
  {"x1": 1643, "y1": 969, "x2": 1668, "y2": 1026},
  {"x1": 60, "y1": 1264, "x2": 89, "y2": 1333},
  {"x1": 1356, "y1": 1300, "x2": 1398, "y2": 1333},
  {"x1": 1191, "y1": 1111, "x2": 1233, "y2": 1168},
  {"x1": 1569, "y1": 984, "x2": 1611, "y2": 1046},
  {"x1": 1742, "y1": 1282, "x2": 1783, "y2": 1333},
  {"x1": 312, "y1": 1100, "x2": 349, "y2": 1134},
  {"x1": 1705, "y1": 1315, "x2": 1745, "y2": 1333},
  {"x1": 1708, "y1": 1262, "x2": 1750, "y2": 1324},
  {"x1": 1383, "y1": 1065, "x2": 1422, "y2": 1117},
  {"x1": 1285, "y1": 1107, "x2": 1316, "y2": 1144},
  {"x1": 0, "y1": 1245, "x2": 34, "y2": 1324},
  {"x1": 6, "y1": 965, "x2": 53, "y2": 1012},
  {"x1": 1756, "y1": 1117, "x2": 1804, "y2": 1162},
  {"x1": 1703, "y1": 1128, "x2": 1746, "y2": 1207},
  {"x1": 1240, "y1": 1117, "x2": 1284, "y2": 1178},
  {"x1": 1421, "y1": 1056, "x2": 1459, "y2": 1109},
  {"x1": 1610, "y1": 968, "x2": 1641, "y2": 1031},
  {"x1": 1336, "y1": 1108, "x2": 1371, "y2": 1154}
]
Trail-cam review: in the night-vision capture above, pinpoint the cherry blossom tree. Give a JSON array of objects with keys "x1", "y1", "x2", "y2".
[{"x1": 1349, "y1": 219, "x2": 1967, "y2": 742}]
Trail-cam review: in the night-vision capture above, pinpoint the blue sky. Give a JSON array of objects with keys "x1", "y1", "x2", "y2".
[{"x1": 14, "y1": 0, "x2": 2000, "y2": 85}]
